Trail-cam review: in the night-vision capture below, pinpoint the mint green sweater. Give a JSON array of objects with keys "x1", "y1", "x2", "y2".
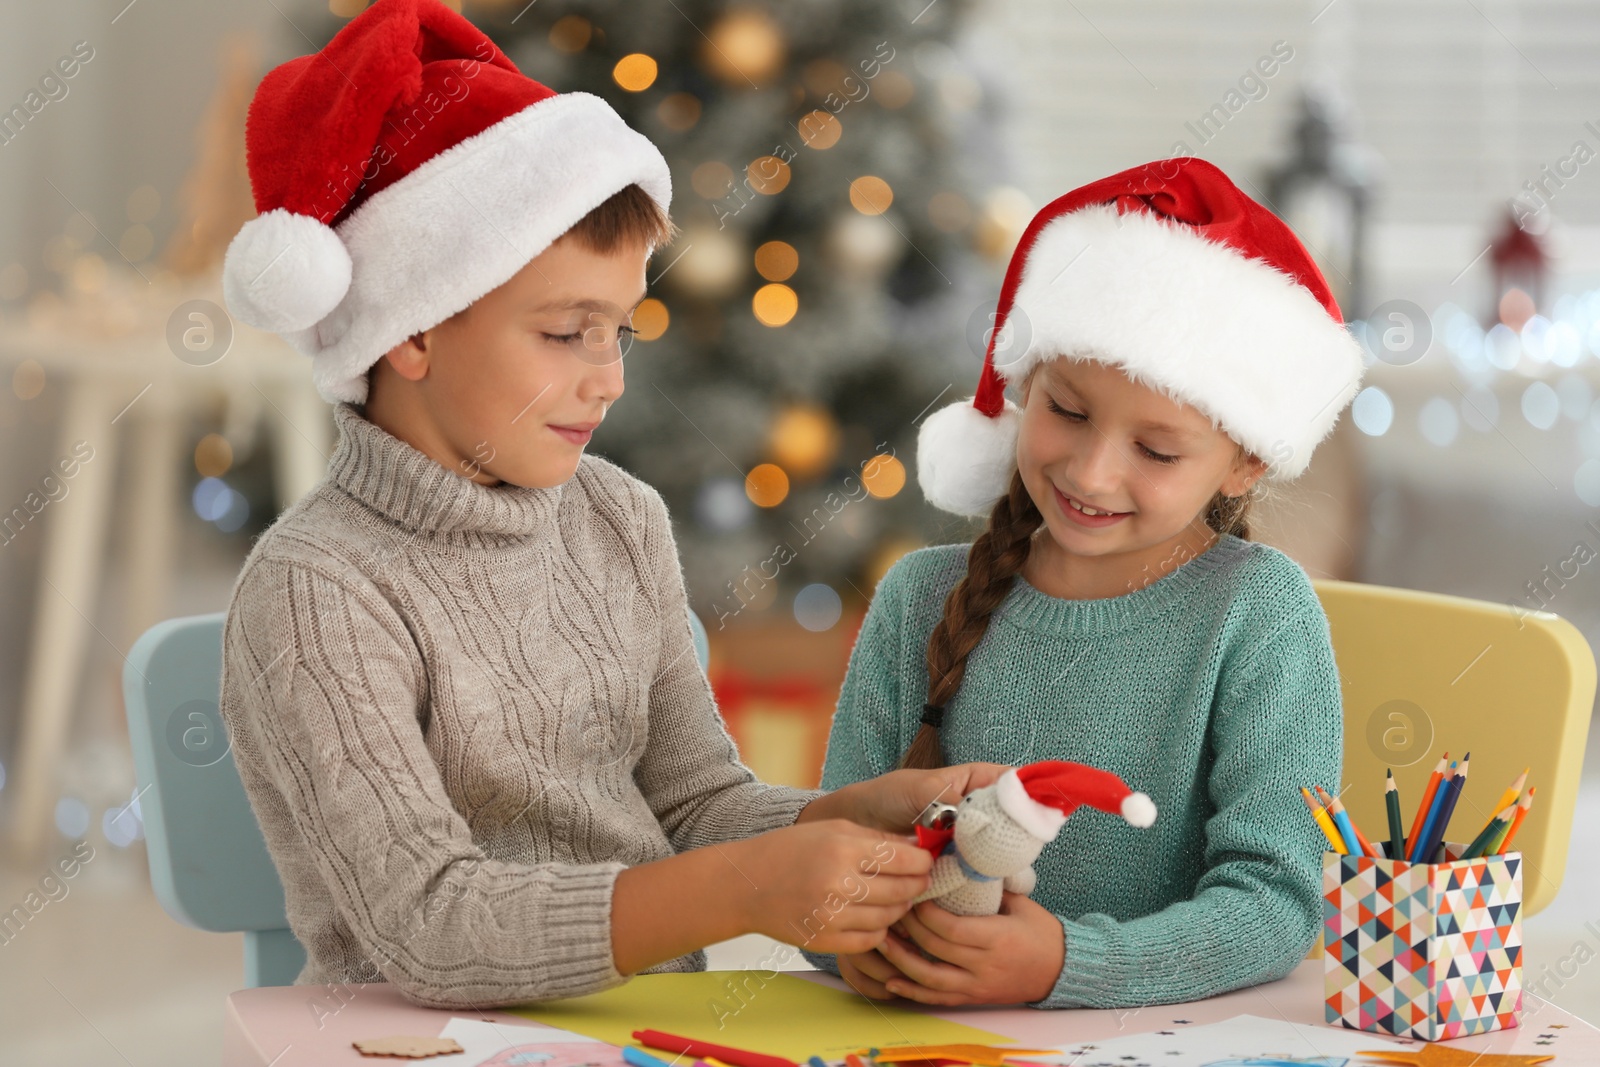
[{"x1": 803, "y1": 535, "x2": 1343, "y2": 1009}]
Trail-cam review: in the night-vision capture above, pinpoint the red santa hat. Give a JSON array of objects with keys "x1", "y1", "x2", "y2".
[
  {"x1": 995, "y1": 760, "x2": 1157, "y2": 841},
  {"x1": 917, "y1": 157, "x2": 1364, "y2": 517},
  {"x1": 222, "y1": 0, "x2": 671, "y2": 404}
]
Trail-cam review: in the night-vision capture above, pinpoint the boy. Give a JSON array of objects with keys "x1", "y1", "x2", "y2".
[{"x1": 218, "y1": 0, "x2": 1002, "y2": 1009}]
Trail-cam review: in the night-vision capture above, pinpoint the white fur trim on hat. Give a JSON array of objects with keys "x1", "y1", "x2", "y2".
[
  {"x1": 994, "y1": 768, "x2": 1068, "y2": 841},
  {"x1": 1121, "y1": 791, "x2": 1157, "y2": 828},
  {"x1": 916, "y1": 398, "x2": 1022, "y2": 518},
  {"x1": 265, "y1": 92, "x2": 671, "y2": 405},
  {"x1": 993, "y1": 203, "x2": 1363, "y2": 480},
  {"x1": 223, "y1": 209, "x2": 353, "y2": 334}
]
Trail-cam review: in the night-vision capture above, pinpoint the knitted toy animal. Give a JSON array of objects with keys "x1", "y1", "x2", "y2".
[{"x1": 911, "y1": 760, "x2": 1156, "y2": 917}]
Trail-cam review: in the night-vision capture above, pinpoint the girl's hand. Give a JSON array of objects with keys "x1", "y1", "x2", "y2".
[
  {"x1": 874, "y1": 891, "x2": 1066, "y2": 1006},
  {"x1": 800, "y1": 763, "x2": 1013, "y2": 833},
  {"x1": 837, "y1": 947, "x2": 908, "y2": 999},
  {"x1": 731, "y1": 820, "x2": 933, "y2": 956}
]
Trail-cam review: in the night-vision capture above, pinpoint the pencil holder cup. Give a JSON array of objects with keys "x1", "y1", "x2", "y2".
[{"x1": 1322, "y1": 843, "x2": 1523, "y2": 1041}]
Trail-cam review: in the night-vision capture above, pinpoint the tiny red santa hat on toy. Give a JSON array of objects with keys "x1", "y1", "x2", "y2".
[
  {"x1": 917, "y1": 157, "x2": 1365, "y2": 517},
  {"x1": 222, "y1": 0, "x2": 670, "y2": 405},
  {"x1": 995, "y1": 760, "x2": 1157, "y2": 841}
]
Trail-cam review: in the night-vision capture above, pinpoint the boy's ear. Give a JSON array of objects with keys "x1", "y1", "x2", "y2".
[{"x1": 382, "y1": 332, "x2": 430, "y2": 382}]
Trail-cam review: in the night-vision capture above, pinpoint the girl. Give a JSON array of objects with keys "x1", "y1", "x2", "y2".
[{"x1": 804, "y1": 157, "x2": 1364, "y2": 1009}]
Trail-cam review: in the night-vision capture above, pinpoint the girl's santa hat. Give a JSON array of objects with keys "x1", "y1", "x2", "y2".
[
  {"x1": 995, "y1": 760, "x2": 1157, "y2": 841},
  {"x1": 222, "y1": 0, "x2": 671, "y2": 404},
  {"x1": 917, "y1": 157, "x2": 1364, "y2": 517}
]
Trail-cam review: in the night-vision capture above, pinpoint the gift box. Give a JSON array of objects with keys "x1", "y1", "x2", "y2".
[{"x1": 1322, "y1": 843, "x2": 1523, "y2": 1041}]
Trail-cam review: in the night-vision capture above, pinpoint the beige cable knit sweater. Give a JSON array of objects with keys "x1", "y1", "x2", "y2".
[{"x1": 219, "y1": 402, "x2": 822, "y2": 1008}]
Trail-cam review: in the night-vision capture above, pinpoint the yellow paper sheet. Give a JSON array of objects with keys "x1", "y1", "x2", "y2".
[{"x1": 506, "y1": 972, "x2": 1020, "y2": 1059}]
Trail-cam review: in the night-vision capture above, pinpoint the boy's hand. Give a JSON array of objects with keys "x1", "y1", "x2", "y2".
[
  {"x1": 799, "y1": 763, "x2": 1013, "y2": 833},
  {"x1": 873, "y1": 891, "x2": 1066, "y2": 1006},
  {"x1": 729, "y1": 819, "x2": 934, "y2": 956}
]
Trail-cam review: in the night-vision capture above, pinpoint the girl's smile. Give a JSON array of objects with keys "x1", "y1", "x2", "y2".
[{"x1": 1052, "y1": 485, "x2": 1132, "y2": 527}]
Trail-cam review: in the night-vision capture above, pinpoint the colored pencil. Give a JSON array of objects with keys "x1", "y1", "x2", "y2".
[
  {"x1": 1462, "y1": 802, "x2": 1518, "y2": 859},
  {"x1": 1385, "y1": 769, "x2": 1406, "y2": 860},
  {"x1": 1312, "y1": 786, "x2": 1358, "y2": 854},
  {"x1": 1409, "y1": 759, "x2": 1457, "y2": 862},
  {"x1": 633, "y1": 1030, "x2": 799, "y2": 1067},
  {"x1": 1405, "y1": 752, "x2": 1449, "y2": 851},
  {"x1": 1475, "y1": 767, "x2": 1528, "y2": 840},
  {"x1": 624, "y1": 1049, "x2": 677, "y2": 1067},
  {"x1": 1419, "y1": 752, "x2": 1470, "y2": 862},
  {"x1": 1316, "y1": 786, "x2": 1377, "y2": 858},
  {"x1": 1495, "y1": 787, "x2": 1536, "y2": 854},
  {"x1": 1302, "y1": 786, "x2": 1347, "y2": 854}
]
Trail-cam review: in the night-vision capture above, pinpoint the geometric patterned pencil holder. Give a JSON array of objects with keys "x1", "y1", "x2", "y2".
[{"x1": 1322, "y1": 844, "x2": 1523, "y2": 1042}]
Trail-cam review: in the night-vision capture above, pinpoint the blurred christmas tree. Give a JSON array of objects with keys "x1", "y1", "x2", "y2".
[{"x1": 320, "y1": 0, "x2": 1023, "y2": 627}]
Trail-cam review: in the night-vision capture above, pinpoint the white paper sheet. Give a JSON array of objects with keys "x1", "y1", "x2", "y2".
[
  {"x1": 436, "y1": 1017, "x2": 629, "y2": 1067},
  {"x1": 1019, "y1": 1013, "x2": 1417, "y2": 1067}
]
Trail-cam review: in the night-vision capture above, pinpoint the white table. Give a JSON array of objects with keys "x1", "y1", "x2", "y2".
[{"x1": 221, "y1": 961, "x2": 1598, "y2": 1065}]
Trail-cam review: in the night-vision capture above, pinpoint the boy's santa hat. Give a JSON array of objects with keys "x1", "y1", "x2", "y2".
[
  {"x1": 995, "y1": 760, "x2": 1157, "y2": 841},
  {"x1": 222, "y1": 0, "x2": 671, "y2": 404},
  {"x1": 917, "y1": 157, "x2": 1364, "y2": 517}
]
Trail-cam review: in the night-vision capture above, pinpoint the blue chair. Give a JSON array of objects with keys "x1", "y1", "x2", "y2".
[{"x1": 123, "y1": 608, "x2": 714, "y2": 988}]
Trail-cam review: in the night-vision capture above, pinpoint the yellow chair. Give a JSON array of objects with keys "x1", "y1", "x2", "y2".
[{"x1": 1312, "y1": 580, "x2": 1595, "y2": 917}]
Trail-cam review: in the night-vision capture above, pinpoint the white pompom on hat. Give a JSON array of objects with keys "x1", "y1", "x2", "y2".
[
  {"x1": 223, "y1": 0, "x2": 671, "y2": 404},
  {"x1": 994, "y1": 759, "x2": 1157, "y2": 842},
  {"x1": 916, "y1": 157, "x2": 1364, "y2": 517}
]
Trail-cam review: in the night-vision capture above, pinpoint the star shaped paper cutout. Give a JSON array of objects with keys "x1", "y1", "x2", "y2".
[{"x1": 1358, "y1": 1046, "x2": 1553, "y2": 1066}]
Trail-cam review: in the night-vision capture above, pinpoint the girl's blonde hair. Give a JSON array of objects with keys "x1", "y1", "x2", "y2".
[{"x1": 897, "y1": 458, "x2": 1258, "y2": 771}]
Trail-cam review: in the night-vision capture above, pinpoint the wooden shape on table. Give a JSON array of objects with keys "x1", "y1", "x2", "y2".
[{"x1": 352, "y1": 1034, "x2": 466, "y2": 1058}]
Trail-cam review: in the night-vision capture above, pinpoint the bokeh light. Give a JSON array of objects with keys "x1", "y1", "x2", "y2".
[
  {"x1": 658, "y1": 92, "x2": 700, "y2": 132},
  {"x1": 849, "y1": 175, "x2": 894, "y2": 215},
  {"x1": 613, "y1": 54, "x2": 658, "y2": 92},
  {"x1": 696, "y1": 477, "x2": 753, "y2": 532},
  {"x1": 55, "y1": 796, "x2": 89, "y2": 839},
  {"x1": 691, "y1": 161, "x2": 735, "y2": 200},
  {"x1": 1520, "y1": 381, "x2": 1559, "y2": 430},
  {"x1": 799, "y1": 110, "x2": 842, "y2": 150},
  {"x1": 632, "y1": 298, "x2": 669, "y2": 341},
  {"x1": 193, "y1": 477, "x2": 250, "y2": 532},
  {"x1": 702, "y1": 8, "x2": 786, "y2": 86},
  {"x1": 1418, "y1": 397, "x2": 1459, "y2": 447},
  {"x1": 12, "y1": 358, "x2": 44, "y2": 400},
  {"x1": 793, "y1": 583, "x2": 843, "y2": 632},
  {"x1": 752, "y1": 283, "x2": 798, "y2": 327},
  {"x1": 194, "y1": 433, "x2": 233, "y2": 478},
  {"x1": 862, "y1": 454, "x2": 907, "y2": 498},
  {"x1": 769, "y1": 404, "x2": 838, "y2": 478},
  {"x1": 548, "y1": 15, "x2": 592, "y2": 54},
  {"x1": 745, "y1": 463, "x2": 790, "y2": 507},
  {"x1": 754, "y1": 241, "x2": 798, "y2": 282},
  {"x1": 1351, "y1": 386, "x2": 1394, "y2": 436},
  {"x1": 746, "y1": 155, "x2": 791, "y2": 195},
  {"x1": 1498, "y1": 287, "x2": 1536, "y2": 330}
]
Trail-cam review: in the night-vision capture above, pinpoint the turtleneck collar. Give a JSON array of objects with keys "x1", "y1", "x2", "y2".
[{"x1": 327, "y1": 402, "x2": 565, "y2": 540}]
